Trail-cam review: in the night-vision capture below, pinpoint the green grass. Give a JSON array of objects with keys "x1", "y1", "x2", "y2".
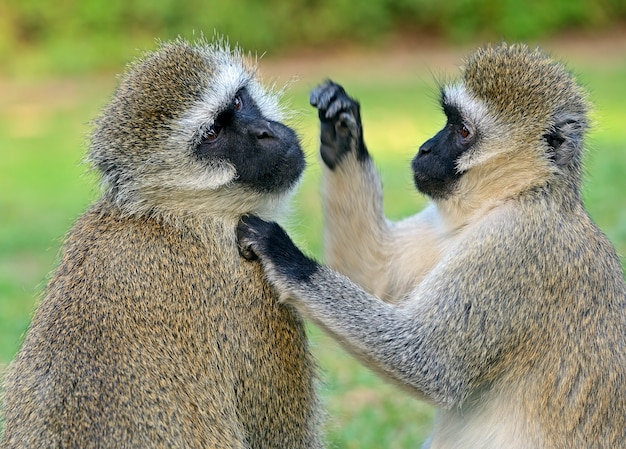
[{"x1": 1, "y1": 55, "x2": 625, "y2": 447}]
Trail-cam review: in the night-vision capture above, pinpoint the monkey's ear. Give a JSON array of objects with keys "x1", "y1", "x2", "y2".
[
  {"x1": 543, "y1": 130, "x2": 565, "y2": 151},
  {"x1": 545, "y1": 113, "x2": 586, "y2": 167}
]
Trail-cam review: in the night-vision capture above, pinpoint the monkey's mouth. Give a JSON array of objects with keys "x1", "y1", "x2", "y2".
[
  {"x1": 241, "y1": 143, "x2": 305, "y2": 194},
  {"x1": 413, "y1": 169, "x2": 444, "y2": 185}
]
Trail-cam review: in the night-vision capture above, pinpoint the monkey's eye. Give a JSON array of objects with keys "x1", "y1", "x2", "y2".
[
  {"x1": 202, "y1": 126, "x2": 221, "y2": 143},
  {"x1": 460, "y1": 124, "x2": 471, "y2": 139},
  {"x1": 233, "y1": 95, "x2": 243, "y2": 112}
]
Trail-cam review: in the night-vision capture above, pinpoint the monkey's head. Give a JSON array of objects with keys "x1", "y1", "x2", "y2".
[
  {"x1": 90, "y1": 38, "x2": 304, "y2": 220},
  {"x1": 412, "y1": 43, "x2": 590, "y2": 201}
]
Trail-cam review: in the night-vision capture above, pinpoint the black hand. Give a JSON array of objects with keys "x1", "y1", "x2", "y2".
[
  {"x1": 310, "y1": 80, "x2": 368, "y2": 169},
  {"x1": 237, "y1": 215, "x2": 319, "y2": 283}
]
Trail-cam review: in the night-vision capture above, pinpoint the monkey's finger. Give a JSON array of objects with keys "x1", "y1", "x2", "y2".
[
  {"x1": 317, "y1": 88, "x2": 339, "y2": 114},
  {"x1": 309, "y1": 82, "x2": 328, "y2": 107},
  {"x1": 326, "y1": 97, "x2": 357, "y2": 122},
  {"x1": 238, "y1": 241, "x2": 259, "y2": 261},
  {"x1": 310, "y1": 79, "x2": 340, "y2": 107},
  {"x1": 311, "y1": 82, "x2": 346, "y2": 113},
  {"x1": 336, "y1": 111, "x2": 357, "y2": 134},
  {"x1": 236, "y1": 218, "x2": 260, "y2": 261}
]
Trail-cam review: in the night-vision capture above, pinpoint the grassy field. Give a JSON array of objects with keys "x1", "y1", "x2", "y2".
[{"x1": 1, "y1": 42, "x2": 625, "y2": 447}]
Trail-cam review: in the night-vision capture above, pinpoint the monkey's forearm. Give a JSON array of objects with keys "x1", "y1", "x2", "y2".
[
  {"x1": 288, "y1": 267, "x2": 469, "y2": 408},
  {"x1": 311, "y1": 80, "x2": 398, "y2": 297},
  {"x1": 322, "y1": 154, "x2": 393, "y2": 297},
  {"x1": 323, "y1": 158, "x2": 446, "y2": 301}
]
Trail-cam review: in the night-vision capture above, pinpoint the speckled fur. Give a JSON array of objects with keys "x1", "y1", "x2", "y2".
[
  {"x1": 1, "y1": 39, "x2": 322, "y2": 449},
  {"x1": 245, "y1": 44, "x2": 626, "y2": 448}
]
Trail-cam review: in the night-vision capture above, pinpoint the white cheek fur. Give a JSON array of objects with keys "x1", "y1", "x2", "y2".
[{"x1": 443, "y1": 84, "x2": 501, "y2": 172}]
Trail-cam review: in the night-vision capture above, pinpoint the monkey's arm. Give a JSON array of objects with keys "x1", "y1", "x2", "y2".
[
  {"x1": 237, "y1": 215, "x2": 515, "y2": 408},
  {"x1": 311, "y1": 81, "x2": 440, "y2": 301}
]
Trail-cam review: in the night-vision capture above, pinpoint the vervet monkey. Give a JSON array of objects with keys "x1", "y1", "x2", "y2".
[
  {"x1": 237, "y1": 43, "x2": 626, "y2": 448},
  {"x1": 1, "y1": 38, "x2": 323, "y2": 449}
]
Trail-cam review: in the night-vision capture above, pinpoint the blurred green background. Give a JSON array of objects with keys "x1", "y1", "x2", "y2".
[
  {"x1": 2, "y1": 0, "x2": 626, "y2": 76},
  {"x1": 1, "y1": 1, "x2": 626, "y2": 447}
]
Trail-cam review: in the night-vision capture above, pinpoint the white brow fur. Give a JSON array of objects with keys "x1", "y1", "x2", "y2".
[{"x1": 443, "y1": 84, "x2": 503, "y2": 173}]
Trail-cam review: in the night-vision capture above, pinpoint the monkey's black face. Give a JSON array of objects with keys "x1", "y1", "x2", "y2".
[
  {"x1": 412, "y1": 103, "x2": 476, "y2": 199},
  {"x1": 195, "y1": 87, "x2": 305, "y2": 193}
]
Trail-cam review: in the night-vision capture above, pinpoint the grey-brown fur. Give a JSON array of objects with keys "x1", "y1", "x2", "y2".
[
  {"x1": 236, "y1": 43, "x2": 626, "y2": 448},
  {"x1": 1, "y1": 38, "x2": 322, "y2": 449}
]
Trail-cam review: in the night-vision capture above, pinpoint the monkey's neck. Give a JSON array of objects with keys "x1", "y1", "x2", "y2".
[
  {"x1": 436, "y1": 154, "x2": 554, "y2": 231},
  {"x1": 96, "y1": 197, "x2": 241, "y2": 246},
  {"x1": 104, "y1": 186, "x2": 293, "y2": 227}
]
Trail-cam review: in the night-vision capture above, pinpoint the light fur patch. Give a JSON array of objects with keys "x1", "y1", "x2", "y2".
[
  {"x1": 175, "y1": 57, "x2": 251, "y2": 142},
  {"x1": 444, "y1": 84, "x2": 489, "y2": 124},
  {"x1": 442, "y1": 84, "x2": 502, "y2": 173},
  {"x1": 428, "y1": 385, "x2": 538, "y2": 449},
  {"x1": 142, "y1": 187, "x2": 295, "y2": 223},
  {"x1": 158, "y1": 160, "x2": 238, "y2": 191},
  {"x1": 246, "y1": 77, "x2": 284, "y2": 122}
]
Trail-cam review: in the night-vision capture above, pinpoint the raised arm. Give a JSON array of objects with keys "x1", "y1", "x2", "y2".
[{"x1": 311, "y1": 81, "x2": 442, "y2": 301}]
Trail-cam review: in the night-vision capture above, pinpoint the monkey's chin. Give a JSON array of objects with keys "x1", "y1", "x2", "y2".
[
  {"x1": 282, "y1": 143, "x2": 306, "y2": 181},
  {"x1": 413, "y1": 174, "x2": 457, "y2": 200}
]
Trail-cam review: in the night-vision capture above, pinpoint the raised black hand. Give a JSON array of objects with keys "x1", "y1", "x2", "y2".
[{"x1": 310, "y1": 80, "x2": 369, "y2": 169}]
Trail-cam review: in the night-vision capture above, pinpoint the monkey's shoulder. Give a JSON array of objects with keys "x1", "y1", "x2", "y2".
[
  {"x1": 31, "y1": 202, "x2": 303, "y2": 357},
  {"x1": 444, "y1": 200, "x2": 625, "y2": 291},
  {"x1": 50, "y1": 202, "x2": 274, "y2": 308}
]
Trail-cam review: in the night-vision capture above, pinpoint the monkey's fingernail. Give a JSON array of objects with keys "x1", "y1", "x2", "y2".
[{"x1": 238, "y1": 242, "x2": 258, "y2": 261}]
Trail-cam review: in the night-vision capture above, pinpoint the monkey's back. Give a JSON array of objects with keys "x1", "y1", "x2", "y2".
[
  {"x1": 434, "y1": 197, "x2": 626, "y2": 448},
  {"x1": 1, "y1": 201, "x2": 321, "y2": 449}
]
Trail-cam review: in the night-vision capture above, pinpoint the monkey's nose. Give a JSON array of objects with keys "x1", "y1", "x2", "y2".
[
  {"x1": 418, "y1": 135, "x2": 438, "y2": 156},
  {"x1": 249, "y1": 120, "x2": 275, "y2": 139},
  {"x1": 418, "y1": 143, "x2": 432, "y2": 156}
]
